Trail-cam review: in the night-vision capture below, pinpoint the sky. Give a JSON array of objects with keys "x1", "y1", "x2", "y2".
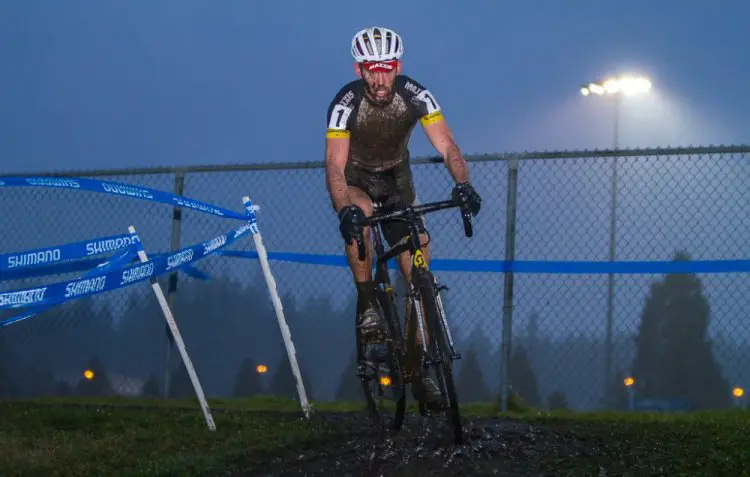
[{"x1": 1, "y1": 0, "x2": 748, "y2": 174}]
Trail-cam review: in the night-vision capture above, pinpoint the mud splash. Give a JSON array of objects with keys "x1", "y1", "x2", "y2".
[{"x1": 241, "y1": 411, "x2": 592, "y2": 477}]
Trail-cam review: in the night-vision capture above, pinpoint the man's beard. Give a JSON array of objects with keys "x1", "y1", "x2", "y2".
[{"x1": 364, "y1": 83, "x2": 395, "y2": 105}]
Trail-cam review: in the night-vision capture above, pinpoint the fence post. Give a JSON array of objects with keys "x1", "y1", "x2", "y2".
[
  {"x1": 163, "y1": 170, "x2": 185, "y2": 398},
  {"x1": 499, "y1": 157, "x2": 519, "y2": 413},
  {"x1": 604, "y1": 153, "x2": 618, "y2": 409}
]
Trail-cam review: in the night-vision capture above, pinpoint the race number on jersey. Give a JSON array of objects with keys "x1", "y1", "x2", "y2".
[
  {"x1": 328, "y1": 104, "x2": 353, "y2": 130},
  {"x1": 415, "y1": 89, "x2": 443, "y2": 126},
  {"x1": 415, "y1": 89, "x2": 440, "y2": 115},
  {"x1": 327, "y1": 104, "x2": 353, "y2": 138}
]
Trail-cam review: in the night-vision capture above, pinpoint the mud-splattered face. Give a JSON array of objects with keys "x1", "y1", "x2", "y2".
[{"x1": 355, "y1": 60, "x2": 402, "y2": 105}]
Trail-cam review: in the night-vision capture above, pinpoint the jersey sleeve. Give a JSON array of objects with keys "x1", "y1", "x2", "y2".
[
  {"x1": 399, "y1": 75, "x2": 444, "y2": 126},
  {"x1": 325, "y1": 83, "x2": 358, "y2": 139}
]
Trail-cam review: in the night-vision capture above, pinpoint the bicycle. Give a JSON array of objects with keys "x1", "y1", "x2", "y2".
[{"x1": 352, "y1": 192, "x2": 474, "y2": 445}]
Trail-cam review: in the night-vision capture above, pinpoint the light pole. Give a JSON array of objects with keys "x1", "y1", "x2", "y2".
[
  {"x1": 257, "y1": 364, "x2": 268, "y2": 394},
  {"x1": 580, "y1": 75, "x2": 652, "y2": 408},
  {"x1": 623, "y1": 376, "x2": 636, "y2": 411},
  {"x1": 733, "y1": 386, "x2": 745, "y2": 409}
]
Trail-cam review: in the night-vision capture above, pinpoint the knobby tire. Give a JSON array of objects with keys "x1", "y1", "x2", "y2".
[
  {"x1": 418, "y1": 270, "x2": 463, "y2": 445},
  {"x1": 380, "y1": 284, "x2": 407, "y2": 431},
  {"x1": 359, "y1": 290, "x2": 407, "y2": 433}
]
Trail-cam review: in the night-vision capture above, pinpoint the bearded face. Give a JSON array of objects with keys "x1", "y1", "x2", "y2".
[{"x1": 357, "y1": 60, "x2": 401, "y2": 105}]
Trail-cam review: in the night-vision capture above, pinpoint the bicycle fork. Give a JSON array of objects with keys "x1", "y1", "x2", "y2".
[
  {"x1": 410, "y1": 284, "x2": 430, "y2": 366},
  {"x1": 433, "y1": 279, "x2": 461, "y2": 361},
  {"x1": 409, "y1": 277, "x2": 461, "y2": 368}
]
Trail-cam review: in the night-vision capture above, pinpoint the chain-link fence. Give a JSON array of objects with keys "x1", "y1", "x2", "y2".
[{"x1": 1, "y1": 144, "x2": 749, "y2": 412}]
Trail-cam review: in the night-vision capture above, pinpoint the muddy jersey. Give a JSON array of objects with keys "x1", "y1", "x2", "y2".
[{"x1": 325, "y1": 75, "x2": 444, "y2": 172}]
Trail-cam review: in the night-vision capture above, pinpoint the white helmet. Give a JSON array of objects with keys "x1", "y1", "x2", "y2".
[{"x1": 351, "y1": 27, "x2": 404, "y2": 63}]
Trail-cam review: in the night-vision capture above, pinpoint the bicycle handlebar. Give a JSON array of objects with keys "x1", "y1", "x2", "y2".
[{"x1": 355, "y1": 197, "x2": 474, "y2": 261}]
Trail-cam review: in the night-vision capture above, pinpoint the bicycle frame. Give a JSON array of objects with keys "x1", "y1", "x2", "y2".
[
  {"x1": 362, "y1": 199, "x2": 469, "y2": 368},
  {"x1": 354, "y1": 196, "x2": 472, "y2": 442}
]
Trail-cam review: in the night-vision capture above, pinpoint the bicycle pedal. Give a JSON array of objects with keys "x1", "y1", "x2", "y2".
[
  {"x1": 436, "y1": 284, "x2": 449, "y2": 292},
  {"x1": 453, "y1": 353, "x2": 462, "y2": 360}
]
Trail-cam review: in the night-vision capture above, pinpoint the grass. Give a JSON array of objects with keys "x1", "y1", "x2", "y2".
[
  {"x1": 531, "y1": 410, "x2": 750, "y2": 475},
  {"x1": 0, "y1": 396, "x2": 341, "y2": 477},
  {"x1": 0, "y1": 396, "x2": 749, "y2": 476}
]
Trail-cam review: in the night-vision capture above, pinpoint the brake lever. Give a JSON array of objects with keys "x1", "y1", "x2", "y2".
[{"x1": 458, "y1": 199, "x2": 474, "y2": 238}]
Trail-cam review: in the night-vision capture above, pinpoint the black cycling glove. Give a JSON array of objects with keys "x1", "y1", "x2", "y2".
[
  {"x1": 451, "y1": 182, "x2": 481, "y2": 216},
  {"x1": 338, "y1": 204, "x2": 366, "y2": 244}
]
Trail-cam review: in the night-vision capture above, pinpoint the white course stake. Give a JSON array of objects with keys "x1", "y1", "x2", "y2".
[
  {"x1": 128, "y1": 225, "x2": 217, "y2": 431},
  {"x1": 242, "y1": 197, "x2": 311, "y2": 419}
]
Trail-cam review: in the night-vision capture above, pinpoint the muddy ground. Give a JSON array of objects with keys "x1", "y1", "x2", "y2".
[{"x1": 239, "y1": 411, "x2": 627, "y2": 477}]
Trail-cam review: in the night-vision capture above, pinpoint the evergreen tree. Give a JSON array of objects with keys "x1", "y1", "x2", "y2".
[
  {"x1": 75, "y1": 356, "x2": 114, "y2": 396},
  {"x1": 526, "y1": 310, "x2": 540, "y2": 357},
  {"x1": 547, "y1": 390, "x2": 569, "y2": 410},
  {"x1": 508, "y1": 344, "x2": 541, "y2": 408},
  {"x1": 115, "y1": 293, "x2": 167, "y2": 383},
  {"x1": 456, "y1": 344, "x2": 491, "y2": 402},
  {"x1": 141, "y1": 373, "x2": 161, "y2": 398},
  {"x1": 232, "y1": 357, "x2": 263, "y2": 397},
  {"x1": 607, "y1": 368, "x2": 631, "y2": 411},
  {"x1": 0, "y1": 339, "x2": 16, "y2": 398},
  {"x1": 335, "y1": 351, "x2": 364, "y2": 402},
  {"x1": 55, "y1": 379, "x2": 72, "y2": 396},
  {"x1": 268, "y1": 354, "x2": 314, "y2": 402},
  {"x1": 22, "y1": 359, "x2": 57, "y2": 397},
  {"x1": 169, "y1": 360, "x2": 197, "y2": 398},
  {"x1": 291, "y1": 292, "x2": 352, "y2": 401},
  {"x1": 632, "y1": 251, "x2": 731, "y2": 409}
]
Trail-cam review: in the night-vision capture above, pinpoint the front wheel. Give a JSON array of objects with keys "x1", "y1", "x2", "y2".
[
  {"x1": 358, "y1": 292, "x2": 407, "y2": 433},
  {"x1": 417, "y1": 270, "x2": 463, "y2": 445}
]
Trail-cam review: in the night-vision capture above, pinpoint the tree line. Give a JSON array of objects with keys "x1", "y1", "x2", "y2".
[{"x1": 0, "y1": 251, "x2": 740, "y2": 410}]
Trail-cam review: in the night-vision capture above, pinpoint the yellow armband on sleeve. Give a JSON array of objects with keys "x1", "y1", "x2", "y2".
[
  {"x1": 420, "y1": 111, "x2": 444, "y2": 126},
  {"x1": 326, "y1": 129, "x2": 350, "y2": 139}
]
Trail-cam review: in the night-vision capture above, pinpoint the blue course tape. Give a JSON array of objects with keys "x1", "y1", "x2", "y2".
[
  {"x1": 0, "y1": 176, "x2": 246, "y2": 221},
  {"x1": 0, "y1": 178, "x2": 243, "y2": 326},
  {"x1": 0, "y1": 228, "x2": 210, "y2": 282},
  {"x1": 0, "y1": 233, "x2": 136, "y2": 274},
  {"x1": 0, "y1": 240, "x2": 142, "y2": 328},
  {"x1": 0, "y1": 221, "x2": 255, "y2": 312},
  {"x1": 215, "y1": 250, "x2": 349, "y2": 267},
  {"x1": 1, "y1": 257, "x2": 119, "y2": 282},
  {"x1": 1, "y1": 253, "x2": 210, "y2": 283},
  {"x1": 213, "y1": 250, "x2": 750, "y2": 274}
]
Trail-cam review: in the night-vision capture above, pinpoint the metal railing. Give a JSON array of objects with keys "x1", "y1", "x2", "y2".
[{"x1": 2, "y1": 143, "x2": 749, "y2": 411}]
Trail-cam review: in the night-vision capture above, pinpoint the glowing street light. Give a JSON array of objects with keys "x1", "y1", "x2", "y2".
[
  {"x1": 579, "y1": 74, "x2": 653, "y2": 150},
  {"x1": 622, "y1": 375, "x2": 636, "y2": 411},
  {"x1": 379, "y1": 376, "x2": 392, "y2": 387},
  {"x1": 256, "y1": 364, "x2": 268, "y2": 374},
  {"x1": 580, "y1": 76, "x2": 652, "y2": 98},
  {"x1": 83, "y1": 369, "x2": 95, "y2": 380},
  {"x1": 580, "y1": 73, "x2": 652, "y2": 408}
]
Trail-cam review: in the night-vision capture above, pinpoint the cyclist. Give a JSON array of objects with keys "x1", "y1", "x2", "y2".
[{"x1": 324, "y1": 26, "x2": 481, "y2": 409}]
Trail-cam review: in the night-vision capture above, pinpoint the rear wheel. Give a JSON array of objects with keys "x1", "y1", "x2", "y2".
[{"x1": 417, "y1": 270, "x2": 463, "y2": 444}]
